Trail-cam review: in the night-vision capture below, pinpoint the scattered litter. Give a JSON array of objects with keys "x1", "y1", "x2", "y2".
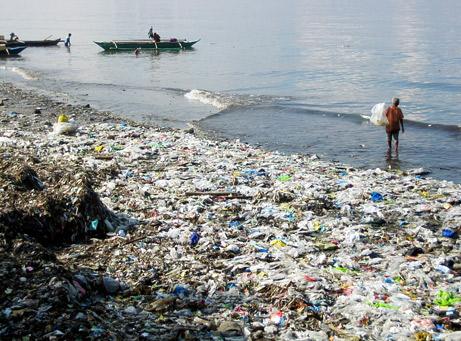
[{"x1": 1, "y1": 83, "x2": 461, "y2": 339}]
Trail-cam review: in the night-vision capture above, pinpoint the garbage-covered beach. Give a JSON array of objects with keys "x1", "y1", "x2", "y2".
[{"x1": 1, "y1": 82, "x2": 461, "y2": 340}]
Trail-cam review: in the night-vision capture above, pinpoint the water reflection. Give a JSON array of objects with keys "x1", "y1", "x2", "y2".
[
  {"x1": 386, "y1": 151, "x2": 401, "y2": 172},
  {"x1": 99, "y1": 48, "x2": 194, "y2": 56}
]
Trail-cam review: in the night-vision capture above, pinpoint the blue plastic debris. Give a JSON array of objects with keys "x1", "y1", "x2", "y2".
[
  {"x1": 253, "y1": 244, "x2": 269, "y2": 253},
  {"x1": 90, "y1": 325, "x2": 105, "y2": 337},
  {"x1": 436, "y1": 264, "x2": 451, "y2": 274},
  {"x1": 242, "y1": 169, "x2": 266, "y2": 177},
  {"x1": 2, "y1": 308, "x2": 12, "y2": 318},
  {"x1": 399, "y1": 220, "x2": 408, "y2": 227},
  {"x1": 121, "y1": 170, "x2": 134, "y2": 178},
  {"x1": 190, "y1": 231, "x2": 200, "y2": 246},
  {"x1": 283, "y1": 212, "x2": 296, "y2": 222},
  {"x1": 435, "y1": 324, "x2": 444, "y2": 331},
  {"x1": 309, "y1": 305, "x2": 321, "y2": 313},
  {"x1": 89, "y1": 219, "x2": 99, "y2": 231},
  {"x1": 371, "y1": 192, "x2": 383, "y2": 202},
  {"x1": 446, "y1": 308, "x2": 457, "y2": 317},
  {"x1": 226, "y1": 283, "x2": 238, "y2": 290},
  {"x1": 172, "y1": 285, "x2": 190, "y2": 298},
  {"x1": 229, "y1": 220, "x2": 242, "y2": 229},
  {"x1": 442, "y1": 229, "x2": 457, "y2": 238}
]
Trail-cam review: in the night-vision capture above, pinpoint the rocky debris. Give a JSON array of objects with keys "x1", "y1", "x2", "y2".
[{"x1": 217, "y1": 320, "x2": 244, "y2": 336}]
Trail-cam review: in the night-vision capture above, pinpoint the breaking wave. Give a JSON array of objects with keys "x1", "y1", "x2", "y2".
[
  {"x1": 184, "y1": 89, "x2": 231, "y2": 109},
  {"x1": 184, "y1": 89, "x2": 291, "y2": 111},
  {"x1": 0, "y1": 66, "x2": 38, "y2": 80}
]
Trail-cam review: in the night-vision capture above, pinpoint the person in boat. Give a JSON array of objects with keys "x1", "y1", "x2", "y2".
[
  {"x1": 65, "y1": 33, "x2": 72, "y2": 47},
  {"x1": 153, "y1": 32, "x2": 161, "y2": 43},
  {"x1": 385, "y1": 97, "x2": 404, "y2": 154},
  {"x1": 9, "y1": 32, "x2": 19, "y2": 41},
  {"x1": 148, "y1": 26, "x2": 154, "y2": 39}
]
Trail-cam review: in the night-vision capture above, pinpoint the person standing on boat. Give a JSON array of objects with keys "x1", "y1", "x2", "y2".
[
  {"x1": 385, "y1": 97, "x2": 404, "y2": 154},
  {"x1": 153, "y1": 32, "x2": 161, "y2": 43},
  {"x1": 9, "y1": 32, "x2": 19, "y2": 41},
  {"x1": 148, "y1": 26, "x2": 154, "y2": 39},
  {"x1": 64, "y1": 33, "x2": 72, "y2": 47}
]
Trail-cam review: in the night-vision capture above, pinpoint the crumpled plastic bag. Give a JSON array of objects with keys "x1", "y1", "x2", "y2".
[
  {"x1": 52, "y1": 121, "x2": 78, "y2": 135},
  {"x1": 370, "y1": 103, "x2": 388, "y2": 126}
]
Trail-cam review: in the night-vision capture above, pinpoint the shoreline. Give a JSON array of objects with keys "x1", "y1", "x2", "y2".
[
  {"x1": 3, "y1": 68, "x2": 461, "y2": 184},
  {"x1": 1, "y1": 81, "x2": 461, "y2": 339}
]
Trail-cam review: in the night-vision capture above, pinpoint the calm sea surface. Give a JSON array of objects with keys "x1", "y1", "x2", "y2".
[{"x1": 1, "y1": 0, "x2": 461, "y2": 182}]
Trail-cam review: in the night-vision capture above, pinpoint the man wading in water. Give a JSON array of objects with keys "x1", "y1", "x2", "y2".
[{"x1": 385, "y1": 97, "x2": 404, "y2": 154}]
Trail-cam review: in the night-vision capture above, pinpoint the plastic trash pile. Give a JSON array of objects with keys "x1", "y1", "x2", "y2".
[{"x1": 1, "y1": 83, "x2": 461, "y2": 339}]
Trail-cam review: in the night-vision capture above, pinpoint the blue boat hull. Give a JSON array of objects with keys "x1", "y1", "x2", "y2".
[{"x1": 0, "y1": 46, "x2": 27, "y2": 56}]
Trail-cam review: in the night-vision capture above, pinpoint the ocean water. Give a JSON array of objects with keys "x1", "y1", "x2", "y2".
[{"x1": 1, "y1": 0, "x2": 460, "y2": 182}]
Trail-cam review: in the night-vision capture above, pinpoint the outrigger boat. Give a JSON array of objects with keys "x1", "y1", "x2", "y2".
[
  {"x1": 94, "y1": 39, "x2": 200, "y2": 51},
  {"x1": 0, "y1": 35, "x2": 27, "y2": 56},
  {"x1": 6, "y1": 35, "x2": 62, "y2": 47}
]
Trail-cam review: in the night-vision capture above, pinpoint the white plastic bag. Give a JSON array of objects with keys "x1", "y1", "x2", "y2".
[
  {"x1": 370, "y1": 103, "x2": 388, "y2": 126},
  {"x1": 52, "y1": 122, "x2": 78, "y2": 135}
]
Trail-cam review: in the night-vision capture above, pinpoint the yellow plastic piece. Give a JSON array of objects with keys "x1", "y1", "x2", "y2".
[
  {"x1": 419, "y1": 191, "x2": 429, "y2": 198},
  {"x1": 270, "y1": 239, "x2": 287, "y2": 248},
  {"x1": 312, "y1": 221, "x2": 321, "y2": 231},
  {"x1": 58, "y1": 114, "x2": 69, "y2": 123}
]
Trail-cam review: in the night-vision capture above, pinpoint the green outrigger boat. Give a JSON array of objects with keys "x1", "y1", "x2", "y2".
[{"x1": 94, "y1": 39, "x2": 200, "y2": 51}]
